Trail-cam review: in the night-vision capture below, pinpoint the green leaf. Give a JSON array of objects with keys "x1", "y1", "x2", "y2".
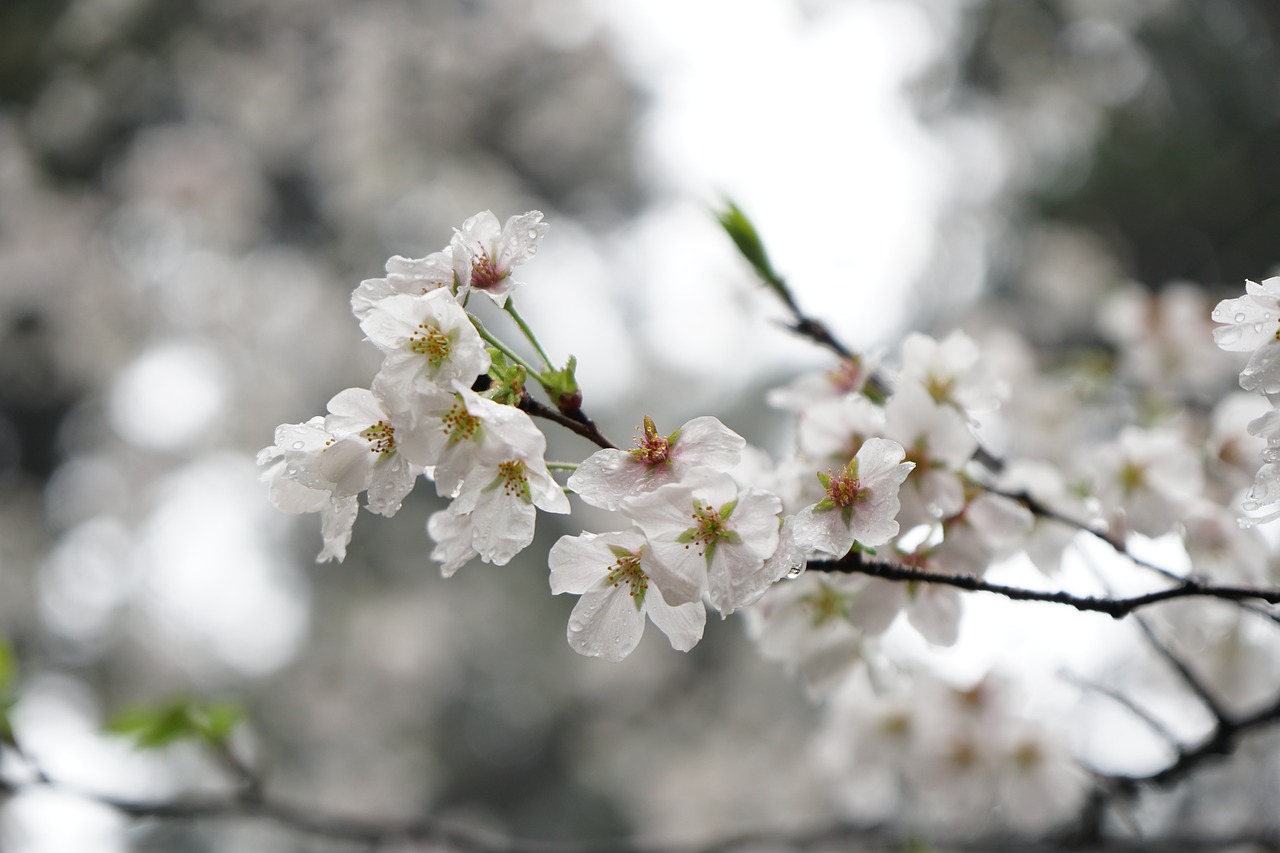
[
  {"x1": 106, "y1": 698, "x2": 245, "y2": 750},
  {"x1": 715, "y1": 200, "x2": 782, "y2": 289},
  {"x1": 0, "y1": 639, "x2": 16, "y2": 697}
]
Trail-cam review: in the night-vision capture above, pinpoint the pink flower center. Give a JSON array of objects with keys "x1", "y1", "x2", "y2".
[{"x1": 469, "y1": 248, "x2": 507, "y2": 292}]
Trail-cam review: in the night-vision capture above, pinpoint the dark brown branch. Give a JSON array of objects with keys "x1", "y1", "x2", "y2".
[
  {"x1": 807, "y1": 553, "x2": 1280, "y2": 618},
  {"x1": 518, "y1": 395, "x2": 617, "y2": 449}
]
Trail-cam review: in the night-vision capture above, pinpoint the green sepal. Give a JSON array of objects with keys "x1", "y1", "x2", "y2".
[
  {"x1": 608, "y1": 544, "x2": 636, "y2": 559},
  {"x1": 816, "y1": 471, "x2": 832, "y2": 490},
  {"x1": 539, "y1": 355, "x2": 582, "y2": 413},
  {"x1": 485, "y1": 349, "x2": 527, "y2": 406},
  {"x1": 676, "y1": 529, "x2": 697, "y2": 544},
  {"x1": 815, "y1": 498, "x2": 836, "y2": 511},
  {"x1": 850, "y1": 541, "x2": 877, "y2": 556},
  {"x1": 719, "y1": 498, "x2": 739, "y2": 521},
  {"x1": 724, "y1": 530, "x2": 742, "y2": 546},
  {"x1": 667, "y1": 427, "x2": 682, "y2": 446}
]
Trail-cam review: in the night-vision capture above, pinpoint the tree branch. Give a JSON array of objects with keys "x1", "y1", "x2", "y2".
[
  {"x1": 518, "y1": 395, "x2": 616, "y2": 450},
  {"x1": 806, "y1": 553, "x2": 1280, "y2": 618}
]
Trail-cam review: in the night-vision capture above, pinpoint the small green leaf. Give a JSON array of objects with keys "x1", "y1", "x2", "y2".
[
  {"x1": 715, "y1": 199, "x2": 786, "y2": 295},
  {"x1": 107, "y1": 698, "x2": 246, "y2": 750},
  {"x1": 0, "y1": 640, "x2": 17, "y2": 697},
  {"x1": 0, "y1": 697, "x2": 17, "y2": 749}
]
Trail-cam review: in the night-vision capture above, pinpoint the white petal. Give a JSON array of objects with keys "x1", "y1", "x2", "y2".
[
  {"x1": 645, "y1": 594, "x2": 705, "y2": 652},
  {"x1": 567, "y1": 588, "x2": 645, "y2": 662}
]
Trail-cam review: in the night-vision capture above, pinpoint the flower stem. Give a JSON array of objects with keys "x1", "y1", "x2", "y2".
[
  {"x1": 468, "y1": 313, "x2": 539, "y2": 375},
  {"x1": 546, "y1": 461, "x2": 579, "y2": 472},
  {"x1": 504, "y1": 299, "x2": 555, "y2": 370}
]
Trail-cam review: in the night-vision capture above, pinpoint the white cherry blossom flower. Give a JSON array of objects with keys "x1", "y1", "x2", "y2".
[
  {"x1": 1212, "y1": 276, "x2": 1280, "y2": 392},
  {"x1": 312, "y1": 383, "x2": 431, "y2": 516},
  {"x1": 257, "y1": 421, "x2": 359, "y2": 562},
  {"x1": 885, "y1": 384, "x2": 978, "y2": 528},
  {"x1": 449, "y1": 439, "x2": 570, "y2": 565},
  {"x1": 795, "y1": 393, "x2": 886, "y2": 463},
  {"x1": 549, "y1": 528, "x2": 705, "y2": 661},
  {"x1": 415, "y1": 383, "x2": 544, "y2": 499},
  {"x1": 451, "y1": 210, "x2": 548, "y2": 306},
  {"x1": 360, "y1": 289, "x2": 490, "y2": 395},
  {"x1": 766, "y1": 353, "x2": 881, "y2": 411},
  {"x1": 899, "y1": 330, "x2": 1005, "y2": 416},
  {"x1": 622, "y1": 471, "x2": 783, "y2": 616},
  {"x1": 351, "y1": 247, "x2": 457, "y2": 320},
  {"x1": 1089, "y1": 426, "x2": 1203, "y2": 538},
  {"x1": 792, "y1": 437, "x2": 914, "y2": 558},
  {"x1": 930, "y1": 491, "x2": 1034, "y2": 577},
  {"x1": 744, "y1": 573, "x2": 883, "y2": 694},
  {"x1": 568, "y1": 415, "x2": 745, "y2": 510}
]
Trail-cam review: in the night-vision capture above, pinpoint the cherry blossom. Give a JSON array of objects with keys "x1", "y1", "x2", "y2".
[
  {"x1": 351, "y1": 247, "x2": 457, "y2": 320},
  {"x1": 451, "y1": 210, "x2": 549, "y2": 306},
  {"x1": 568, "y1": 415, "x2": 745, "y2": 510},
  {"x1": 360, "y1": 289, "x2": 490, "y2": 394},
  {"x1": 1212, "y1": 276, "x2": 1280, "y2": 393},
  {"x1": 549, "y1": 528, "x2": 705, "y2": 661},
  {"x1": 257, "y1": 421, "x2": 359, "y2": 562},
  {"x1": 791, "y1": 437, "x2": 915, "y2": 558},
  {"x1": 621, "y1": 471, "x2": 783, "y2": 616},
  {"x1": 313, "y1": 383, "x2": 431, "y2": 516}
]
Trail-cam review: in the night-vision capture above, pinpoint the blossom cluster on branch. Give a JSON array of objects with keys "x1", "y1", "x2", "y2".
[{"x1": 254, "y1": 207, "x2": 1280, "y2": 838}]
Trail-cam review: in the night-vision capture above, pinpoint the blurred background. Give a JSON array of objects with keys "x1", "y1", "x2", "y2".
[{"x1": 2, "y1": 0, "x2": 1280, "y2": 850}]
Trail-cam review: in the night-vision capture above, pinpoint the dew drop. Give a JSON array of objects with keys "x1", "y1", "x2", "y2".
[
  {"x1": 785, "y1": 565, "x2": 804, "y2": 579},
  {"x1": 285, "y1": 464, "x2": 298, "y2": 476},
  {"x1": 291, "y1": 440, "x2": 305, "y2": 450},
  {"x1": 567, "y1": 619, "x2": 585, "y2": 634},
  {"x1": 1255, "y1": 323, "x2": 1266, "y2": 334},
  {"x1": 1236, "y1": 312, "x2": 1248, "y2": 322}
]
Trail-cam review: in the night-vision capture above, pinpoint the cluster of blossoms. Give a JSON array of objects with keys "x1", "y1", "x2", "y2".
[
  {"x1": 255, "y1": 210, "x2": 1280, "y2": 837},
  {"x1": 816, "y1": 670, "x2": 1085, "y2": 834},
  {"x1": 1213, "y1": 277, "x2": 1280, "y2": 525},
  {"x1": 259, "y1": 210, "x2": 569, "y2": 566},
  {"x1": 260, "y1": 211, "x2": 1280, "y2": 691}
]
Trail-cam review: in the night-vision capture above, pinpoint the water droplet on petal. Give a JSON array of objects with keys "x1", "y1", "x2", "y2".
[
  {"x1": 785, "y1": 565, "x2": 804, "y2": 579},
  {"x1": 567, "y1": 620, "x2": 585, "y2": 634},
  {"x1": 291, "y1": 440, "x2": 305, "y2": 450},
  {"x1": 1255, "y1": 323, "x2": 1265, "y2": 334},
  {"x1": 1236, "y1": 312, "x2": 1248, "y2": 322}
]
